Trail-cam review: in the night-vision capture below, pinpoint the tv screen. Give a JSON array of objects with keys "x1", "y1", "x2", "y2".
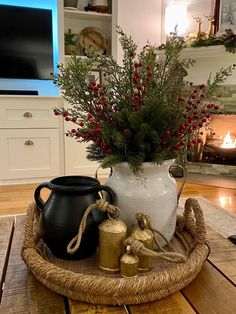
[{"x1": 0, "y1": 5, "x2": 54, "y2": 80}]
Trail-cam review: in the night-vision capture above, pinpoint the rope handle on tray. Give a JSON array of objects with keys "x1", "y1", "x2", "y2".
[
  {"x1": 21, "y1": 202, "x2": 41, "y2": 254},
  {"x1": 177, "y1": 198, "x2": 207, "y2": 245}
]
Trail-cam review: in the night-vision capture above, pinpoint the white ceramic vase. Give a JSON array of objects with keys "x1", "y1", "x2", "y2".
[{"x1": 105, "y1": 160, "x2": 182, "y2": 244}]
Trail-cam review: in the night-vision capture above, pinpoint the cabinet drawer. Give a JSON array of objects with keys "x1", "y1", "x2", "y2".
[
  {"x1": 0, "y1": 129, "x2": 60, "y2": 179},
  {"x1": 0, "y1": 97, "x2": 61, "y2": 128}
]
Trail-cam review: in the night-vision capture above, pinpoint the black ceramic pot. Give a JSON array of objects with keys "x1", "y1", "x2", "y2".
[{"x1": 34, "y1": 176, "x2": 115, "y2": 260}]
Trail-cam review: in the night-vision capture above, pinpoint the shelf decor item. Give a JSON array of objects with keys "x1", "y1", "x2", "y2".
[
  {"x1": 64, "y1": 0, "x2": 78, "y2": 10},
  {"x1": 78, "y1": 26, "x2": 109, "y2": 56},
  {"x1": 92, "y1": 0, "x2": 108, "y2": 13},
  {"x1": 64, "y1": 28, "x2": 77, "y2": 55},
  {"x1": 53, "y1": 26, "x2": 235, "y2": 242}
]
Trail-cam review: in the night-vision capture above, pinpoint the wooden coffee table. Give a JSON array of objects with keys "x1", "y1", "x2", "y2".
[{"x1": 1, "y1": 214, "x2": 236, "y2": 313}]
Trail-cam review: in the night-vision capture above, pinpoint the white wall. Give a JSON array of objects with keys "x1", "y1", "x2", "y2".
[{"x1": 114, "y1": 0, "x2": 163, "y2": 64}]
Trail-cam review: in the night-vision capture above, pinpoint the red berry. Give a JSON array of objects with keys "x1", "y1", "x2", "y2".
[
  {"x1": 87, "y1": 114, "x2": 93, "y2": 119},
  {"x1": 214, "y1": 105, "x2": 219, "y2": 110},
  {"x1": 197, "y1": 99, "x2": 201, "y2": 104},
  {"x1": 200, "y1": 83, "x2": 206, "y2": 89},
  {"x1": 71, "y1": 117, "x2": 77, "y2": 123},
  {"x1": 79, "y1": 121, "x2": 84, "y2": 127},
  {"x1": 65, "y1": 117, "x2": 70, "y2": 121},
  {"x1": 71, "y1": 129, "x2": 76, "y2": 133},
  {"x1": 147, "y1": 71, "x2": 153, "y2": 76},
  {"x1": 200, "y1": 93, "x2": 205, "y2": 98},
  {"x1": 63, "y1": 111, "x2": 68, "y2": 117},
  {"x1": 54, "y1": 110, "x2": 60, "y2": 115}
]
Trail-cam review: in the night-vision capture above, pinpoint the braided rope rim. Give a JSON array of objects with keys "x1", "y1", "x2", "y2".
[{"x1": 21, "y1": 198, "x2": 210, "y2": 305}]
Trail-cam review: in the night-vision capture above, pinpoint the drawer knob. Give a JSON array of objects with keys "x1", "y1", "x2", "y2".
[
  {"x1": 24, "y1": 140, "x2": 34, "y2": 146},
  {"x1": 23, "y1": 112, "x2": 33, "y2": 118}
]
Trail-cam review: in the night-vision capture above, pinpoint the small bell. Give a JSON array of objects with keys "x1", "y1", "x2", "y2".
[
  {"x1": 98, "y1": 215, "x2": 127, "y2": 273},
  {"x1": 120, "y1": 245, "x2": 139, "y2": 278},
  {"x1": 130, "y1": 215, "x2": 154, "y2": 270}
]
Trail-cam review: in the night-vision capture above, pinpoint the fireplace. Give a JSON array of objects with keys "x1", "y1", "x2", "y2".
[
  {"x1": 201, "y1": 115, "x2": 236, "y2": 165},
  {"x1": 186, "y1": 85, "x2": 236, "y2": 177}
]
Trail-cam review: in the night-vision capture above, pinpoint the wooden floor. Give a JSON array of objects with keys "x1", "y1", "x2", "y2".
[{"x1": 0, "y1": 180, "x2": 236, "y2": 216}]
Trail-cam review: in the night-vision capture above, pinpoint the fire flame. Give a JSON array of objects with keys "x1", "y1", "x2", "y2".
[{"x1": 220, "y1": 131, "x2": 236, "y2": 149}]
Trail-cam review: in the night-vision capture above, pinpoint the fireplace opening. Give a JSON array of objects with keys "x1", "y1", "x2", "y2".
[{"x1": 187, "y1": 115, "x2": 236, "y2": 166}]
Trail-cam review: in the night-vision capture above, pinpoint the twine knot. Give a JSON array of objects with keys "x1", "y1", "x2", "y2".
[
  {"x1": 96, "y1": 199, "x2": 118, "y2": 215},
  {"x1": 124, "y1": 238, "x2": 145, "y2": 255}
]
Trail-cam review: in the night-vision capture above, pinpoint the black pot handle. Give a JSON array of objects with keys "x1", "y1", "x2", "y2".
[
  {"x1": 34, "y1": 182, "x2": 52, "y2": 210},
  {"x1": 98, "y1": 185, "x2": 116, "y2": 204}
]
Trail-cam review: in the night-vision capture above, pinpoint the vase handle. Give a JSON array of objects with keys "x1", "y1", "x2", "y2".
[
  {"x1": 169, "y1": 164, "x2": 186, "y2": 201},
  {"x1": 95, "y1": 165, "x2": 113, "y2": 179},
  {"x1": 34, "y1": 182, "x2": 52, "y2": 210}
]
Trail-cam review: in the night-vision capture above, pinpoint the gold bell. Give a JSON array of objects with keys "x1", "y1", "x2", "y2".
[
  {"x1": 98, "y1": 216, "x2": 127, "y2": 273},
  {"x1": 130, "y1": 216, "x2": 154, "y2": 270},
  {"x1": 120, "y1": 245, "x2": 139, "y2": 278}
]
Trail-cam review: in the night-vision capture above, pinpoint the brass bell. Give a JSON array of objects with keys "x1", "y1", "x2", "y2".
[
  {"x1": 120, "y1": 245, "x2": 139, "y2": 278},
  {"x1": 130, "y1": 216, "x2": 154, "y2": 270},
  {"x1": 98, "y1": 216, "x2": 127, "y2": 273}
]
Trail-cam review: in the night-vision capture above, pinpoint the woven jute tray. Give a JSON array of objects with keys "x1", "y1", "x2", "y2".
[{"x1": 21, "y1": 198, "x2": 210, "y2": 306}]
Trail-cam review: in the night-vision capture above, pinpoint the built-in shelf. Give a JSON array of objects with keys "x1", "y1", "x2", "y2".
[{"x1": 64, "y1": 9, "x2": 112, "y2": 21}]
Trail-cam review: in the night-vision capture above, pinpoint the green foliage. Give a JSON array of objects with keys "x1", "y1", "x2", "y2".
[
  {"x1": 64, "y1": 28, "x2": 76, "y2": 45},
  {"x1": 53, "y1": 26, "x2": 235, "y2": 175},
  {"x1": 190, "y1": 29, "x2": 236, "y2": 53}
]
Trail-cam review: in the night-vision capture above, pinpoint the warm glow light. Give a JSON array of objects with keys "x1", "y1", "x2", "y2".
[
  {"x1": 221, "y1": 131, "x2": 236, "y2": 149},
  {"x1": 219, "y1": 196, "x2": 232, "y2": 210},
  {"x1": 165, "y1": 4, "x2": 187, "y2": 36},
  {"x1": 219, "y1": 196, "x2": 226, "y2": 208}
]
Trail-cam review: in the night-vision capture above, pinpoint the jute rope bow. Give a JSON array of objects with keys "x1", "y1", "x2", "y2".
[
  {"x1": 67, "y1": 199, "x2": 119, "y2": 254},
  {"x1": 136, "y1": 212, "x2": 190, "y2": 255},
  {"x1": 124, "y1": 213, "x2": 187, "y2": 263},
  {"x1": 124, "y1": 237, "x2": 187, "y2": 263}
]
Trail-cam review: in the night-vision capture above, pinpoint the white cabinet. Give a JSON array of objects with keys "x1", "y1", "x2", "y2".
[
  {"x1": 62, "y1": 101, "x2": 109, "y2": 177},
  {"x1": 0, "y1": 129, "x2": 60, "y2": 180},
  {"x1": 0, "y1": 97, "x2": 58, "y2": 129},
  {"x1": 0, "y1": 96, "x2": 63, "y2": 184}
]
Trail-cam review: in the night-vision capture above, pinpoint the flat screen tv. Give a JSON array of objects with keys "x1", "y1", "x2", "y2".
[{"x1": 0, "y1": 5, "x2": 54, "y2": 80}]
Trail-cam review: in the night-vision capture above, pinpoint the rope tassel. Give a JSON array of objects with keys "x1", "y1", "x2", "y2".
[{"x1": 67, "y1": 199, "x2": 119, "y2": 254}]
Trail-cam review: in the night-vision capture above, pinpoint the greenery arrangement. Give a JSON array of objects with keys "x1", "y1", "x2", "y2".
[
  {"x1": 53, "y1": 27, "x2": 235, "y2": 175},
  {"x1": 190, "y1": 29, "x2": 236, "y2": 53}
]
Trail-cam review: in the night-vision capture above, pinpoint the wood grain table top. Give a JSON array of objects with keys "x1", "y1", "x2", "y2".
[{"x1": 0, "y1": 214, "x2": 236, "y2": 314}]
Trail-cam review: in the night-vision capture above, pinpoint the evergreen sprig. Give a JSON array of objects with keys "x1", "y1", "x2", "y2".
[{"x1": 53, "y1": 27, "x2": 235, "y2": 175}]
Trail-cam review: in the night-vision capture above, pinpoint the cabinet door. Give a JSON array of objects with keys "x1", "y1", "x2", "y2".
[
  {"x1": 0, "y1": 129, "x2": 60, "y2": 179},
  {"x1": 0, "y1": 97, "x2": 60, "y2": 129}
]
